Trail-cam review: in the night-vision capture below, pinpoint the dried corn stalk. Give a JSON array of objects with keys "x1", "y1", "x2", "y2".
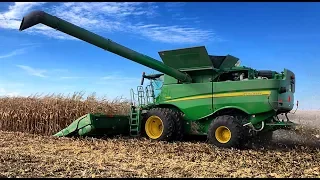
[{"x1": 0, "y1": 92, "x2": 131, "y2": 136}]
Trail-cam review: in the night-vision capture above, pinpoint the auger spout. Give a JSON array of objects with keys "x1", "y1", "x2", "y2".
[{"x1": 19, "y1": 10, "x2": 192, "y2": 83}]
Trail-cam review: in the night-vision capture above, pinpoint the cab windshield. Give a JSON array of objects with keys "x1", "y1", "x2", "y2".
[{"x1": 151, "y1": 75, "x2": 163, "y2": 98}]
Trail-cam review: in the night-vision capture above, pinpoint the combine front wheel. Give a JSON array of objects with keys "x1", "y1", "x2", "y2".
[
  {"x1": 207, "y1": 115, "x2": 245, "y2": 148},
  {"x1": 143, "y1": 108, "x2": 175, "y2": 141}
]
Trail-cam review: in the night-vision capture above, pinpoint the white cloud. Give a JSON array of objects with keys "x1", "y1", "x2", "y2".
[
  {"x1": 18, "y1": 42, "x2": 43, "y2": 46},
  {"x1": 132, "y1": 24, "x2": 215, "y2": 44},
  {"x1": 0, "y1": 2, "x2": 46, "y2": 29},
  {"x1": 97, "y1": 72, "x2": 140, "y2": 85},
  {"x1": 0, "y1": 42, "x2": 42, "y2": 59},
  {"x1": 5, "y1": 92, "x2": 20, "y2": 97},
  {"x1": 165, "y1": 2, "x2": 186, "y2": 12},
  {"x1": 0, "y1": 82, "x2": 24, "y2": 88},
  {"x1": 0, "y1": 2, "x2": 217, "y2": 44},
  {"x1": 165, "y1": 2, "x2": 185, "y2": 7},
  {"x1": 0, "y1": 48, "x2": 26, "y2": 59},
  {"x1": 101, "y1": 75, "x2": 139, "y2": 81},
  {"x1": 0, "y1": 87, "x2": 20, "y2": 97},
  {"x1": 60, "y1": 76, "x2": 86, "y2": 80},
  {"x1": 52, "y1": 69, "x2": 69, "y2": 73},
  {"x1": 16, "y1": 65, "x2": 47, "y2": 78}
]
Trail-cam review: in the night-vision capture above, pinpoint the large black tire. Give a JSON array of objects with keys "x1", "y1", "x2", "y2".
[
  {"x1": 166, "y1": 108, "x2": 184, "y2": 141},
  {"x1": 207, "y1": 115, "x2": 246, "y2": 148},
  {"x1": 143, "y1": 108, "x2": 175, "y2": 141}
]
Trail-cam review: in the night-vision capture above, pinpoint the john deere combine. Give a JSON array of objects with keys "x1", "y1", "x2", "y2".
[{"x1": 18, "y1": 11, "x2": 298, "y2": 148}]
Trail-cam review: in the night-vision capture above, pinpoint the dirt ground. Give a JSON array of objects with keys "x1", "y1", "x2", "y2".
[
  {"x1": 0, "y1": 129, "x2": 319, "y2": 178},
  {"x1": 275, "y1": 110, "x2": 320, "y2": 147},
  {"x1": 0, "y1": 110, "x2": 320, "y2": 178},
  {"x1": 284, "y1": 110, "x2": 320, "y2": 127}
]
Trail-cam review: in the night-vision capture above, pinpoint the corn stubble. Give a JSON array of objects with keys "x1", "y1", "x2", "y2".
[
  {"x1": 0, "y1": 131, "x2": 319, "y2": 178},
  {"x1": 0, "y1": 93, "x2": 319, "y2": 178}
]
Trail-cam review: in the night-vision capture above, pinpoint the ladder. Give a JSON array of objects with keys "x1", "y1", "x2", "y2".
[{"x1": 129, "y1": 106, "x2": 141, "y2": 137}]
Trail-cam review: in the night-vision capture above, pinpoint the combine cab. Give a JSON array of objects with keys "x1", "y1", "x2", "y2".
[{"x1": 19, "y1": 11, "x2": 298, "y2": 148}]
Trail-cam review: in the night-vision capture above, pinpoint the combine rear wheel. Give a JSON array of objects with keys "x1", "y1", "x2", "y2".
[
  {"x1": 167, "y1": 108, "x2": 184, "y2": 141},
  {"x1": 143, "y1": 108, "x2": 175, "y2": 141},
  {"x1": 207, "y1": 115, "x2": 246, "y2": 148}
]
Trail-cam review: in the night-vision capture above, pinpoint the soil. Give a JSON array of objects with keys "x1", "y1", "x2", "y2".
[{"x1": 0, "y1": 128, "x2": 319, "y2": 178}]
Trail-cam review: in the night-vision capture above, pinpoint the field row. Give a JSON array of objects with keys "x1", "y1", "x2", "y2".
[{"x1": 0, "y1": 130, "x2": 319, "y2": 178}]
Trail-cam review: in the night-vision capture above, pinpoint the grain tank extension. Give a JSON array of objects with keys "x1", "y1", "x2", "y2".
[{"x1": 19, "y1": 10, "x2": 298, "y2": 148}]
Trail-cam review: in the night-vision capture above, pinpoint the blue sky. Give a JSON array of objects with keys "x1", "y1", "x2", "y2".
[{"x1": 0, "y1": 2, "x2": 319, "y2": 110}]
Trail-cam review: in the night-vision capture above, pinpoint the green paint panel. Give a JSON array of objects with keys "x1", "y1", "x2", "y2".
[
  {"x1": 54, "y1": 114, "x2": 130, "y2": 137},
  {"x1": 218, "y1": 55, "x2": 240, "y2": 69},
  {"x1": 156, "y1": 69, "x2": 296, "y2": 135},
  {"x1": 158, "y1": 79, "x2": 281, "y2": 121},
  {"x1": 54, "y1": 114, "x2": 93, "y2": 137},
  {"x1": 158, "y1": 46, "x2": 213, "y2": 70},
  {"x1": 158, "y1": 82, "x2": 213, "y2": 119}
]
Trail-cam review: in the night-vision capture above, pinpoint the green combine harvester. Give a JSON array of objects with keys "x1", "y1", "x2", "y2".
[{"x1": 19, "y1": 10, "x2": 298, "y2": 148}]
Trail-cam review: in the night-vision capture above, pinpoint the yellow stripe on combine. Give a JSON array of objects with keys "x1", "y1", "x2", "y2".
[{"x1": 164, "y1": 90, "x2": 271, "y2": 103}]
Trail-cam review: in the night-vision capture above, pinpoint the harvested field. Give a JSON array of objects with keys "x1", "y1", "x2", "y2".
[
  {"x1": 276, "y1": 111, "x2": 320, "y2": 147},
  {"x1": 0, "y1": 94, "x2": 320, "y2": 177},
  {"x1": 0, "y1": 130, "x2": 319, "y2": 178}
]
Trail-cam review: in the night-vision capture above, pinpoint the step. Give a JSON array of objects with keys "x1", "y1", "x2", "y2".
[
  {"x1": 129, "y1": 108, "x2": 141, "y2": 137},
  {"x1": 130, "y1": 127, "x2": 139, "y2": 132}
]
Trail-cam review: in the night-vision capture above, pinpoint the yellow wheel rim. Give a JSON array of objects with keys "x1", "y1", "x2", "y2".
[
  {"x1": 145, "y1": 116, "x2": 163, "y2": 139},
  {"x1": 215, "y1": 126, "x2": 231, "y2": 143}
]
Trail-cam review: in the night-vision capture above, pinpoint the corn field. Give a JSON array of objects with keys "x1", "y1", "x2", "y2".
[{"x1": 0, "y1": 92, "x2": 131, "y2": 136}]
